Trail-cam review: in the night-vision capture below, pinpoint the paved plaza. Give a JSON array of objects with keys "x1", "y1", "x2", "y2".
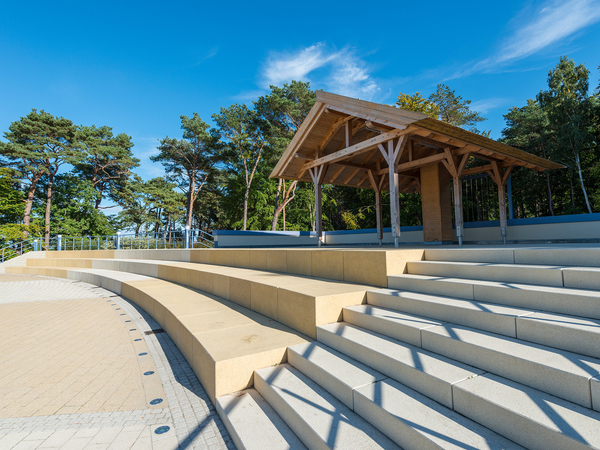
[{"x1": 0, "y1": 274, "x2": 235, "y2": 450}]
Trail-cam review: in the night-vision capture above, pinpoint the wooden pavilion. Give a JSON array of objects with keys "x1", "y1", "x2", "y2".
[{"x1": 270, "y1": 91, "x2": 563, "y2": 247}]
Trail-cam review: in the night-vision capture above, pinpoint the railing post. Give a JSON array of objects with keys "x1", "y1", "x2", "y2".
[
  {"x1": 57, "y1": 235, "x2": 62, "y2": 251},
  {"x1": 33, "y1": 240, "x2": 38, "y2": 252},
  {"x1": 116, "y1": 232, "x2": 121, "y2": 250},
  {"x1": 185, "y1": 226, "x2": 190, "y2": 249}
]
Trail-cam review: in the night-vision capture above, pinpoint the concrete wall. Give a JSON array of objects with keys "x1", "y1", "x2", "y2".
[{"x1": 214, "y1": 213, "x2": 600, "y2": 248}]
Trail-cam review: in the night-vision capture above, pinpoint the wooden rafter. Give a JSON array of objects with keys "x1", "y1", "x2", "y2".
[{"x1": 301, "y1": 128, "x2": 408, "y2": 172}]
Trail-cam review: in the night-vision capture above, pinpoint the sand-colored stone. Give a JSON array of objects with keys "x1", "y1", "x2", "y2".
[
  {"x1": 190, "y1": 248, "x2": 211, "y2": 264},
  {"x1": 234, "y1": 250, "x2": 250, "y2": 268},
  {"x1": 266, "y1": 250, "x2": 287, "y2": 273},
  {"x1": 229, "y1": 278, "x2": 252, "y2": 309},
  {"x1": 247, "y1": 250, "x2": 268, "y2": 270},
  {"x1": 286, "y1": 250, "x2": 312, "y2": 276},
  {"x1": 213, "y1": 274, "x2": 231, "y2": 299},
  {"x1": 343, "y1": 250, "x2": 388, "y2": 287},
  {"x1": 311, "y1": 250, "x2": 344, "y2": 281},
  {"x1": 0, "y1": 298, "x2": 163, "y2": 418},
  {"x1": 251, "y1": 282, "x2": 279, "y2": 320}
]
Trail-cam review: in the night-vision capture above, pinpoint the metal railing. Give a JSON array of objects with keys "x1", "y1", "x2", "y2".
[
  {"x1": 0, "y1": 237, "x2": 38, "y2": 263},
  {"x1": 0, "y1": 228, "x2": 214, "y2": 263}
]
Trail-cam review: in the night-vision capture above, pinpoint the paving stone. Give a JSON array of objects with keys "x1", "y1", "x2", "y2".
[{"x1": 0, "y1": 275, "x2": 232, "y2": 449}]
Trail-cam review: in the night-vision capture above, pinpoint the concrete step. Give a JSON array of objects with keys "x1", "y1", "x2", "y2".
[
  {"x1": 421, "y1": 323, "x2": 600, "y2": 410},
  {"x1": 366, "y1": 289, "x2": 533, "y2": 338},
  {"x1": 316, "y1": 322, "x2": 483, "y2": 409},
  {"x1": 343, "y1": 305, "x2": 443, "y2": 347},
  {"x1": 367, "y1": 289, "x2": 600, "y2": 358},
  {"x1": 355, "y1": 378, "x2": 524, "y2": 450},
  {"x1": 289, "y1": 341, "x2": 523, "y2": 449},
  {"x1": 216, "y1": 389, "x2": 306, "y2": 450},
  {"x1": 423, "y1": 245, "x2": 600, "y2": 267},
  {"x1": 516, "y1": 311, "x2": 600, "y2": 359},
  {"x1": 387, "y1": 274, "x2": 600, "y2": 319},
  {"x1": 287, "y1": 342, "x2": 387, "y2": 410},
  {"x1": 253, "y1": 364, "x2": 400, "y2": 450},
  {"x1": 453, "y1": 372, "x2": 600, "y2": 450},
  {"x1": 407, "y1": 260, "x2": 565, "y2": 286}
]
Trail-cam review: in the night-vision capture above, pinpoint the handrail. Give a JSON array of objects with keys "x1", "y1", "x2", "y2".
[{"x1": 1, "y1": 230, "x2": 214, "y2": 263}]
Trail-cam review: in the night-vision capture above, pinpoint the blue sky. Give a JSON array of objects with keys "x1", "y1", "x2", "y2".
[{"x1": 1, "y1": 0, "x2": 600, "y2": 182}]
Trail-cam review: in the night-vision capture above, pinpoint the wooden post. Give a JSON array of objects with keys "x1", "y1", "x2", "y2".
[
  {"x1": 443, "y1": 151, "x2": 469, "y2": 246},
  {"x1": 379, "y1": 137, "x2": 407, "y2": 248},
  {"x1": 498, "y1": 182, "x2": 507, "y2": 244},
  {"x1": 389, "y1": 145, "x2": 401, "y2": 248},
  {"x1": 488, "y1": 163, "x2": 514, "y2": 245},
  {"x1": 309, "y1": 165, "x2": 328, "y2": 247},
  {"x1": 368, "y1": 170, "x2": 384, "y2": 246},
  {"x1": 453, "y1": 176, "x2": 464, "y2": 246}
]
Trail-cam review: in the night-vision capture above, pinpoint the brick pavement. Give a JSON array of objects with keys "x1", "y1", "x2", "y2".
[{"x1": 0, "y1": 274, "x2": 235, "y2": 450}]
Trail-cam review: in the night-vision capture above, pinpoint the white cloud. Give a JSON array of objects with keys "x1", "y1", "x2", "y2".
[
  {"x1": 497, "y1": 0, "x2": 600, "y2": 63},
  {"x1": 448, "y1": 0, "x2": 600, "y2": 79},
  {"x1": 261, "y1": 43, "x2": 380, "y2": 100},
  {"x1": 469, "y1": 97, "x2": 511, "y2": 114}
]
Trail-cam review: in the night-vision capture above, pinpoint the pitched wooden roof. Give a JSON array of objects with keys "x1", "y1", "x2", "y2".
[{"x1": 270, "y1": 91, "x2": 563, "y2": 193}]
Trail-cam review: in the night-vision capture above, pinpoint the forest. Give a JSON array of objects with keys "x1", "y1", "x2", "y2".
[{"x1": 1, "y1": 56, "x2": 599, "y2": 248}]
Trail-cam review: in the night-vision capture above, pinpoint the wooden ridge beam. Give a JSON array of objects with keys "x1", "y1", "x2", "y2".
[
  {"x1": 301, "y1": 128, "x2": 408, "y2": 172},
  {"x1": 325, "y1": 104, "x2": 414, "y2": 129}
]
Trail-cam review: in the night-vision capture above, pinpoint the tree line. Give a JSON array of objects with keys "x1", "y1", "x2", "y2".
[{"x1": 1, "y1": 56, "x2": 599, "y2": 248}]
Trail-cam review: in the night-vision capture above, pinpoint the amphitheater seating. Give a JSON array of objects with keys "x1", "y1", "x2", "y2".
[{"x1": 6, "y1": 245, "x2": 600, "y2": 449}]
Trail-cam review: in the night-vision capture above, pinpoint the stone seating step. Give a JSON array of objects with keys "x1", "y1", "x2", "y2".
[
  {"x1": 387, "y1": 274, "x2": 600, "y2": 319},
  {"x1": 286, "y1": 341, "x2": 387, "y2": 410},
  {"x1": 453, "y1": 372, "x2": 600, "y2": 450},
  {"x1": 407, "y1": 260, "x2": 566, "y2": 286},
  {"x1": 342, "y1": 304, "x2": 444, "y2": 347},
  {"x1": 355, "y1": 378, "x2": 524, "y2": 449},
  {"x1": 366, "y1": 289, "x2": 600, "y2": 358},
  {"x1": 216, "y1": 389, "x2": 307, "y2": 450},
  {"x1": 316, "y1": 322, "x2": 483, "y2": 409},
  {"x1": 287, "y1": 341, "x2": 522, "y2": 449},
  {"x1": 6, "y1": 265, "x2": 309, "y2": 403},
  {"x1": 253, "y1": 364, "x2": 400, "y2": 450},
  {"x1": 407, "y1": 260, "x2": 600, "y2": 290},
  {"x1": 420, "y1": 323, "x2": 600, "y2": 410},
  {"x1": 22, "y1": 257, "x2": 372, "y2": 339},
  {"x1": 422, "y1": 245, "x2": 600, "y2": 267}
]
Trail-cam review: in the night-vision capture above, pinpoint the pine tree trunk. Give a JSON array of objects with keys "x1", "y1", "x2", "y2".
[
  {"x1": 186, "y1": 179, "x2": 195, "y2": 228},
  {"x1": 243, "y1": 186, "x2": 250, "y2": 231},
  {"x1": 568, "y1": 170, "x2": 575, "y2": 209},
  {"x1": 44, "y1": 173, "x2": 54, "y2": 249},
  {"x1": 23, "y1": 173, "x2": 42, "y2": 232},
  {"x1": 575, "y1": 152, "x2": 593, "y2": 213},
  {"x1": 271, "y1": 179, "x2": 283, "y2": 231},
  {"x1": 545, "y1": 173, "x2": 554, "y2": 216}
]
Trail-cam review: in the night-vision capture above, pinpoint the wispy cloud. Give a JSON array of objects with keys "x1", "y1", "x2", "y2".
[
  {"x1": 261, "y1": 43, "x2": 380, "y2": 99},
  {"x1": 469, "y1": 97, "x2": 512, "y2": 114},
  {"x1": 449, "y1": 0, "x2": 600, "y2": 79},
  {"x1": 194, "y1": 47, "x2": 219, "y2": 66}
]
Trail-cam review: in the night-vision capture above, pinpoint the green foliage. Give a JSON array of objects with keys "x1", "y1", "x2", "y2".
[
  {"x1": 0, "y1": 168, "x2": 24, "y2": 223},
  {"x1": 396, "y1": 92, "x2": 440, "y2": 118},
  {"x1": 0, "y1": 224, "x2": 42, "y2": 247},
  {"x1": 152, "y1": 114, "x2": 220, "y2": 227},
  {"x1": 40, "y1": 175, "x2": 115, "y2": 236},
  {"x1": 537, "y1": 56, "x2": 596, "y2": 213},
  {"x1": 429, "y1": 84, "x2": 487, "y2": 132},
  {"x1": 74, "y1": 125, "x2": 139, "y2": 208}
]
